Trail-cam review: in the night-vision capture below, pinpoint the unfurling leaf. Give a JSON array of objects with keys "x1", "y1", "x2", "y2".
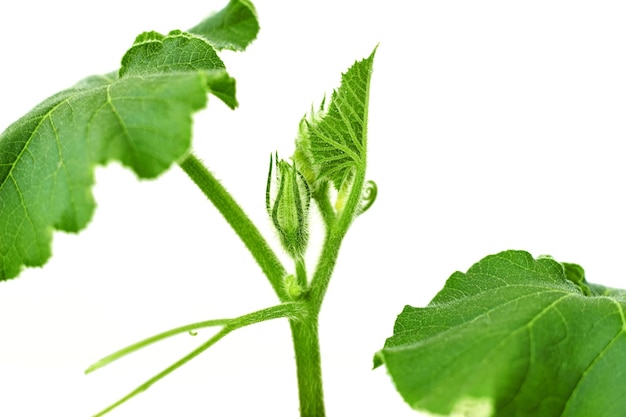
[
  {"x1": 376, "y1": 250, "x2": 626, "y2": 417},
  {"x1": 0, "y1": 30, "x2": 238, "y2": 281},
  {"x1": 295, "y1": 48, "x2": 376, "y2": 193}
]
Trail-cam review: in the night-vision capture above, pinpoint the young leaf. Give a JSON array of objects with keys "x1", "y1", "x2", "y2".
[
  {"x1": 376, "y1": 250, "x2": 626, "y2": 417},
  {"x1": 188, "y1": 0, "x2": 259, "y2": 51},
  {"x1": 295, "y1": 48, "x2": 376, "y2": 192},
  {"x1": 0, "y1": 30, "x2": 237, "y2": 280}
]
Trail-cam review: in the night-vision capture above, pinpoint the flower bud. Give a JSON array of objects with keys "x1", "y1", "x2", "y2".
[
  {"x1": 283, "y1": 274, "x2": 303, "y2": 300},
  {"x1": 266, "y1": 154, "x2": 311, "y2": 259}
]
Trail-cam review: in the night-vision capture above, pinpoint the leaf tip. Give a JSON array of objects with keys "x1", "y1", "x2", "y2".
[{"x1": 372, "y1": 351, "x2": 384, "y2": 369}]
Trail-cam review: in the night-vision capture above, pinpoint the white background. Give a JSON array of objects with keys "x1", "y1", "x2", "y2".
[{"x1": 1, "y1": 1, "x2": 626, "y2": 416}]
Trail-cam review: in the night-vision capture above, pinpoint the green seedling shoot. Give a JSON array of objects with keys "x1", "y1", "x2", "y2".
[{"x1": 1, "y1": 1, "x2": 626, "y2": 416}]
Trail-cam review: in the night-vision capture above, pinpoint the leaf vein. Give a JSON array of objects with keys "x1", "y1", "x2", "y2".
[
  {"x1": 559, "y1": 299, "x2": 626, "y2": 416},
  {"x1": 308, "y1": 123, "x2": 360, "y2": 163}
]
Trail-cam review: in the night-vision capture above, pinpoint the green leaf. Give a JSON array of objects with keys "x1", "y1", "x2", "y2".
[
  {"x1": 189, "y1": 0, "x2": 259, "y2": 51},
  {"x1": 120, "y1": 30, "x2": 225, "y2": 76},
  {"x1": 0, "y1": 30, "x2": 236, "y2": 280},
  {"x1": 376, "y1": 250, "x2": 626, "y2": 417},
  {"x1": 295, "y1": 48, "x2": 376, "y2": 191}
]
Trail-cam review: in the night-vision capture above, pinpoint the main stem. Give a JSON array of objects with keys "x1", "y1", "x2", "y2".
[
  {"x1": 290, "y1": 301, "x2": 325, "y2": 417},
  {"x1": 290, "y1": 172, "x2": 366, "y2": 417},
  {"x1": 179, "y1": 153, "x2": 367, "y2": 417},
  {"x1": 180, "y1": 153, "x2": 327, "y2": 415}
]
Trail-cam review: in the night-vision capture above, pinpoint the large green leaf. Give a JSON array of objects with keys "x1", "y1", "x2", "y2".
[
  {"x1": 376, "y1": 250, "x2": 626, "y2": 417},
  {"x1": 0, "y1": 29, "x2": 237, "y2": 281},
  {"x1": 295, "y1": 48, "x2": 376, "y2": 192}
]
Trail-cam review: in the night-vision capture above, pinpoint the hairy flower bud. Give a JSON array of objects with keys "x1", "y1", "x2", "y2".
[{"x1": 266, "y1": 154, "x2": 311, "y2": 259}]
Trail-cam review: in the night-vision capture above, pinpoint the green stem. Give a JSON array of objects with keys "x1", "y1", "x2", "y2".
[
  {"x1": 289, "y1": 303, "x2": 325, "y2": 417},
  {"x1": 179, "y1": 152, "x2": 331, "y2": 416},
  {"x1": 178, "y1": 153, "x2": 289, "y2": 301},
  {"x1": 310, "y1": 171, "x2": 365, "y2": 304},
  {"x1": 295, "y1": 255, "x2": 307, "y2": 288},
  {"x1": 85, "y1": 318, "x2": 231, "y2": 374},
  {"x1": 91, "y1": 302, "x2": 304, "y2": 417},
  {"x1": 290, "y1": 170, "x2": 367, "y2": 417},
  {"x1": 179, "y1": 150, "x2": 367, "y2": 417},
  {"x1": 92, "y1": 327, "x2": 231, "y2": 417},
  {"x1": 313, "y1": 183, "x2": 336, "y2": 229}
]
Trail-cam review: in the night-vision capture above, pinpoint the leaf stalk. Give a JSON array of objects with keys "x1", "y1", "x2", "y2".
[{"x1": 178, "y1": 152, "x2": 289, "y2": 301}]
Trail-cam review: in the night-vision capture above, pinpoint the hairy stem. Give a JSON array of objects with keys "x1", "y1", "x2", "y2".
[
  {"x1": 91, "y1": 327, "x2": 231, "y2": 417},
  {"x1": 290, "y1": 303, "x2": 325, "y2": 417},
  {"x1": 310, "y1": 170, "x2": 365, "y2": 304},
  {"x1": 179, "y1": 152, "x2": 367, "y2": 417},
  {"x1": 178, "y1": 153, "x2": 289, "y2": 301},
  {"x1": 295, "y1": 255, "x2": 307, "y2": 288},
  {"x1": 85, "y1": 318, "x2": 230, "y2": 374},
  {"x1": 90, "y1": 302, "x2": 304, "y2": 417},
  {"x1": 290, "y1": 170, "x2": 367, "y2": 417},
  {"x1": 313, "y1": 183, "x2": 336, "y2": 229}
]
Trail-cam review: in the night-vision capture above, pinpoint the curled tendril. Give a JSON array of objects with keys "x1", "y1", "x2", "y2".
[
  {"x1": 189, "y1": 330, "x2": 198, "y2": 336},
  {"x1": 358, "y1": 180, "x2": 378, "y2": 215}
]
